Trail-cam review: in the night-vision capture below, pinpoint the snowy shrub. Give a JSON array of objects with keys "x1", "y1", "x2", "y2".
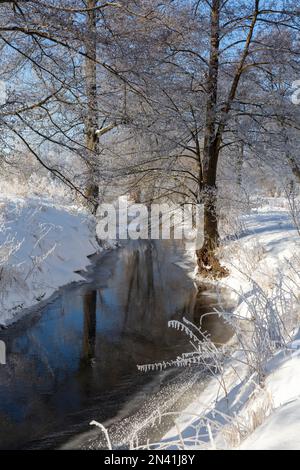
[
  {"x1": 134, "y1": 260, "x2": 300, "y2": 447},
  {"x1": 138, "y1": 317, "x2": 230, "y2": 386},
  {"x1": 228, "y1": 252, "x2": 300, "y2": 384},
  {"x1": 285, "y1": 184, "x2": 300, "y2": 236},
  {"x1": 87, "y1": 256, "x2": 300, "y2": 450},
  {"x1": 222, "y1": 280, "x2": 293, "y2": 383},
  {"x1": 0, "y1": 215, "x2": 24, "y2": 306},
  {"x1": 0, "y1": 163, "x2": 82, "y2": 207}
]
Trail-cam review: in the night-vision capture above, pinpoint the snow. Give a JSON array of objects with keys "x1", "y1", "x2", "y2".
[
  {"x1": 158, "y1": 197, "x2": 300, "y2": 450},
  {"x1": 219, "y1": 200, "x2": 300, "y2": 323},
  {"x1": 0, "y1": 195, "x2": 98, "y2": 326},
  {"x1": 240, "y1": 400, "x2": 300, "y2": 450},
  {"x1": 240, "y1": 334, "x2": 300, "y2": 450},
  {"x1": 1, "y1": 192, "x2": 300, "y2": 449}
]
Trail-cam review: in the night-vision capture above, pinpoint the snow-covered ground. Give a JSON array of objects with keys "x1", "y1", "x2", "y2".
[
  {"x1": 1, "y1": 190, "x2": 300, "y2": 449},
  {"x1": 0, "y1": 195, "x2": 98, "y2": 326},
  {"x1": 157, "y1": 197, "x2": 300, "y2": 450},
  {"x1": 222, "y1": 197, "x2": 300, "y2": 311},
  {"x1": 240, "y1": 337, "x2": 300, "y2": 450}
]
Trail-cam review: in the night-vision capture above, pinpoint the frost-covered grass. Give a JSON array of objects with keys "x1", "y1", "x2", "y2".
[
  {"x1": 111, "y1": 195, "x2": 300, "y2": 451},
  {"x1": 156, "y1": 196, "x2": 300, "y2": 450},
  {"x1": 2, "y1": 173, "x2": 300, "y2": 449}
]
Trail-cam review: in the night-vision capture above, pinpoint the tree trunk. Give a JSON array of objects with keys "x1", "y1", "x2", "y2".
[
  {"x1": 85, "y1": 0, "x2": 99, "y2": 214},
  {"x1": 237, "y1": 141, "x2": 244, "y2": 187},
  {"x1": 201, "y1": 0, "x2": 220, "y2": 245},
  {"x1": 197, "y1": 140, "x2": 228, "y2": 277},
  {"x1": 196, "y1": 1, "x2": 227, "y2": 276},
  {"x1": 288, "y1": 155, "x2": 300, "y2": 184},
  {"x1": 196, "y1": 0, "x2": 259, "y2": 277}
]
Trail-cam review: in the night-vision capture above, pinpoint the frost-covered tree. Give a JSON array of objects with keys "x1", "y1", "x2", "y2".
[{"x1": 0, "y1": 0, "x2": 299, "y2": 276}]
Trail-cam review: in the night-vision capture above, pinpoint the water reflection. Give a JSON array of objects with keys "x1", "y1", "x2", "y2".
[
  {"x1": 0, "y1": 240, "x2": 232, "y2": 450},
  {"x1": 193, "y1": 285, "x2": 234, "y2": 344},
  {"x1": 81, "y1": 291, "x2": 97, "y2": 367}
]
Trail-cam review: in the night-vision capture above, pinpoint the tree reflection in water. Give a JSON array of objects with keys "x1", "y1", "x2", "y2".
[{"x1": 81, "y1": 290, "x2": 97, "y2": 367}]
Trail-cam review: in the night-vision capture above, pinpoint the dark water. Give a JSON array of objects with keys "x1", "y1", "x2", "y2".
[{"x1": 0, "y1": 240, "x2": 232, "y2": 450}]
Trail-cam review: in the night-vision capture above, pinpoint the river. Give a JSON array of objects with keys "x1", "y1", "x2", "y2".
[{"x1": 0, "y1": 240, "x2": 233, "y2": 450}]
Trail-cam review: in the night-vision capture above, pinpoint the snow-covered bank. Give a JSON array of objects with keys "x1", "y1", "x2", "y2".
[
  {"x1": 160, "y1": 334, "x2": 300, "y2": 450},
  {"x1": 158, "y1": 197, "x2": 300, "y2": 450},
  {"x1": 240, "y1": 335, "x2": 300, "y2": 450},
  {"x1": 0, "y1": 196, "x2": 98, "y2": 326},
  {"x1": 221, "y1": 197, "x2": 300, "y2": 313}
]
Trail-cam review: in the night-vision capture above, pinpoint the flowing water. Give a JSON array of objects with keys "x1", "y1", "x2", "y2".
[{"x1": 0, "y1": 240, "x2": 233, "y2": 450}]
